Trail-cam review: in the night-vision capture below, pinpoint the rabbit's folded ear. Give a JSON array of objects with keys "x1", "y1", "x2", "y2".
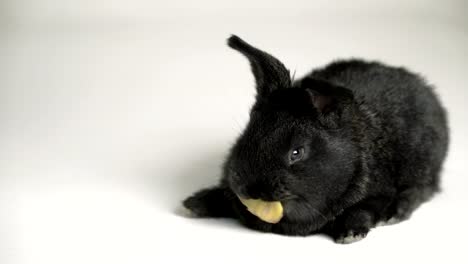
[
  {"x1": 227, "y1": 35, "x2": 291, "y2": 97},
  {"x1": 301, "y1": 78, "x2": 354, "y2": 114}
]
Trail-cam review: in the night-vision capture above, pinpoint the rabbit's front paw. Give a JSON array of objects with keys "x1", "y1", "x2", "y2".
[
  {"x1": 176, "y1": 203, "x2": 200, "y2": 218},
  {"x1": 181, "y1": 187, "x2": 235, "y2": 218}
]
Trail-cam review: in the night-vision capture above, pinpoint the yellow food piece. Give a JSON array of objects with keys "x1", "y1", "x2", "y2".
[{"x1": 238, "y1": 197, "x2": 283, "y2": 224}]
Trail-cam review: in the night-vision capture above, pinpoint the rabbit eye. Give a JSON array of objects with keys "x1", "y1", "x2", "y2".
[{"x1": 289, "y1": 147, "x2": 305, "y2": 164}]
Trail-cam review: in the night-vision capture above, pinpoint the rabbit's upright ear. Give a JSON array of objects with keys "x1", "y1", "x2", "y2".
[
  {"x1": 228, "y1": 35, "x2": 291, "y2": 97},
  {"x1": 301, "y1": 77, "x2": 354, "y2": 114}
]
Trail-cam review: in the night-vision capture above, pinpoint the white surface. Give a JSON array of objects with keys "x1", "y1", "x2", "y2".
[{"x1": 1, "y1": 1, "x2": 467, "y2": 263}]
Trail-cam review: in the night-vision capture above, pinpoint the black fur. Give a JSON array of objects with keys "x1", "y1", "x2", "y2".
[{"x1": 183, "y1": 35, "x2": 449, "y2": 243}]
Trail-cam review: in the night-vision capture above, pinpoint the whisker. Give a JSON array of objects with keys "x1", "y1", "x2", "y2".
[{"x1": 291, "y1": 68, "x2": 297, "y2": 83}]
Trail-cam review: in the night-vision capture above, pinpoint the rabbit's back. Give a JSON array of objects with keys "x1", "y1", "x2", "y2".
[{"x1": 309, "y1": 59, "x2": 448, "y2": 191}]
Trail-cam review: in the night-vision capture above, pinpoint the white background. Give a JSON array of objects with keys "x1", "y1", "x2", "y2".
[{"x1": 1, "y1": 1, "x2": 467, "y2": 263}]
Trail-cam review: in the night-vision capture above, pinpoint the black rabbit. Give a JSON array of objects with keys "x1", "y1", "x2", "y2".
[{"x1": 183, "y1": 35, "x2": 449, "y2": 243}]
